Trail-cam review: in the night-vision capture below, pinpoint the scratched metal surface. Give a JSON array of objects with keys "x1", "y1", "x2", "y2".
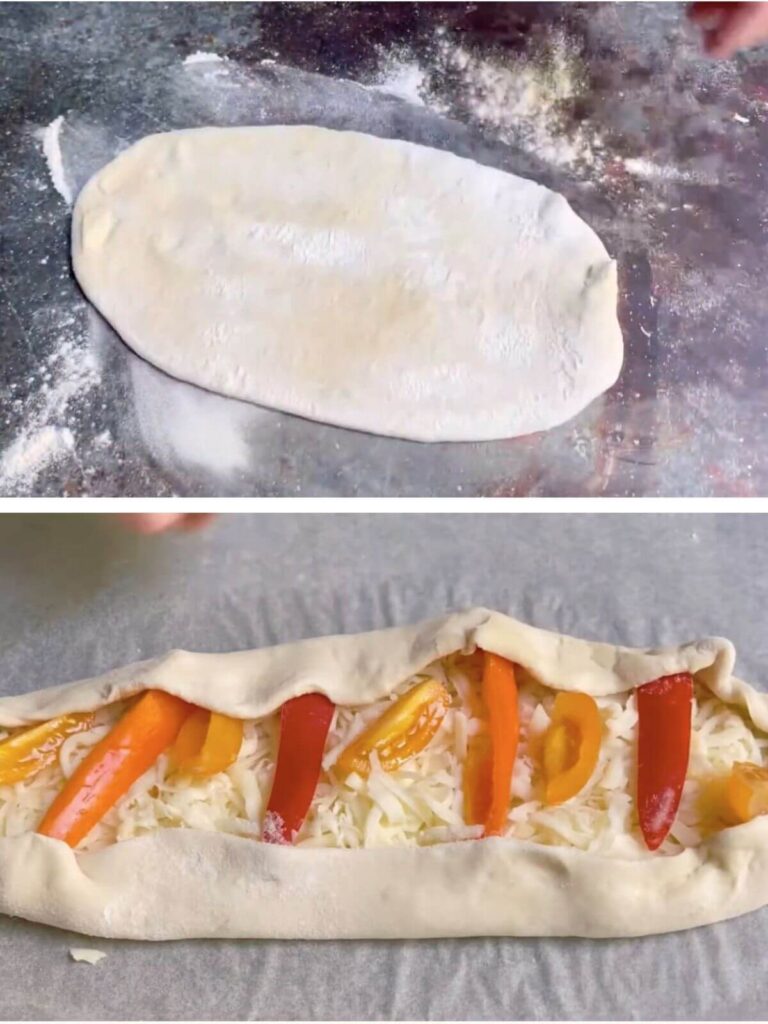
[{"x1": 1, "y1": 2, "x2": 767, "y2": 496}]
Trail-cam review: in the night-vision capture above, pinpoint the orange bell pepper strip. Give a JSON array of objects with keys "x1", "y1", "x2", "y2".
[
  {"x1": 335, "y1": 679, "x2": 450, "y2": 779},
  {"x1": 37, "y1": 690, "x2": 193, "y2": 848},
  {"x1": 463, "y1": 729, "x2": 493, "y2": 828},
  {"x1": 463, "y1": 652, "x2": 519, "y2": 837},
  {"x1": 263, "y1": 692, "x2": 334, "y2": 845},
  {"x1": 542, "y1": 692, "x2": 602, "y2": 805},
  {"x1": 0, "y1": 713, "x2": 96, "y2": 786},
  {"x1": 636, "y1": 672, "x2": 693, "y2": 851},
  {"x1": 169, "y1": 707, "x2": 244, "y2": 776},
  {"x1": 724, "y1": 762, "x2": 768, "y2": 825}
]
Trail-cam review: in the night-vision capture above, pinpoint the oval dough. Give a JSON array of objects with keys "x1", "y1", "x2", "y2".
[
  {"x1": 2, "y1": 608, "x2": 768, "y2": 941},
  {"x1": 72, "y1": 127, "x2": 623, "y2": 442}
]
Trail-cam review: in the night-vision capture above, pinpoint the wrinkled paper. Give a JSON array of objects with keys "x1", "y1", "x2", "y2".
[{"x1": 0, "y1": 513, "x2": 766, "y2": 1019}]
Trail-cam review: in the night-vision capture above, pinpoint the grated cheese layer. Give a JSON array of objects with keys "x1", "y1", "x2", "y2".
[{"x1": 1, "y1": 653, "x2": 766, "y2": 855}]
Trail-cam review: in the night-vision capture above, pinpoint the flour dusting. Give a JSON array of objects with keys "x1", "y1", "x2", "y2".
[
  {"x1": 623, "y1": 157, "x2": 693, "y2": 182},
  {"x1": 0, "y1": 338, "x2": 100, "y2": 494},
  {"x1": 39, "y1": 115, "x2": 73, "y2": 205},
  {"x1": 369, "y1": 58, "x2": 427, "y2": 106},
  {"x1": 183, "y1": 51, "x2": 227, "y2": 66},
  {"x1": 245, "y1": 222, "x2": 366, "y2": 269},
  {"x1": 262, "y1": 811, "x2": 287, "y2": 845},
  {"x1": 434, "y1": 30, "x2": 603, "y2": 170},
  {"x1": 129, "y1": 355, "x2": 254, "y2": 478},
  {"x1": 621, "y1": 156, "x2": 720, "y2": 186},
  {"x1": 0, "y1": 426, "x2": 74, "y2": 486}
]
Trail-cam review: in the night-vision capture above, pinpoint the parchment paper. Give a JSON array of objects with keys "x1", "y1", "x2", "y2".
[{"x1": 0, "y1": 513, "x2": 767, "y2": 1020}]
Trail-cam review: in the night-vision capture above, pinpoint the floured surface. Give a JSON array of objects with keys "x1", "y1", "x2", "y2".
[
  {"x1": 1, "y1": 514, "x2": 768, "y2": 1016},
  {"x1": 73, "y1": 126, "x2": 622, "y2": 442},
  {"x1": 4, "y1": 3, "x2": 768, "y2": 491}
]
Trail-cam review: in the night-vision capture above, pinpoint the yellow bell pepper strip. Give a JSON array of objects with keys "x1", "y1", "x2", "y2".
[
  {"x1": 335, "y1": 679, "x2": 450, "y2": 779},
  {"x1": 0, "y1": 713, "x2": 96, "y2": 786},
  {"x1": 724, "y1": 762, "x2": 768, "y2": 824},
  {"x1": 636, "y1": 673, "x2": 693, "y2": 851},
  {"x1": 463, "y1": 652, "x2": 519, "y2": 837},
  {"x1": 263, "y1": 693, "x2": 334, "y2": 844},
  {"x1": 37, "y1": 690, "x2": 194, "y2": 848},
  {"x1": 169, "y1": 707, "x2": 244, "y2": 776},
  {"x1": 542, "y1": 692, "x2": 602, "y2": 805}
]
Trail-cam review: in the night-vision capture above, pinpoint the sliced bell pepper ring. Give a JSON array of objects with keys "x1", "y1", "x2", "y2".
[
  {"x1": 0, "y1": 713, "x2": 96, "y2": 786},
  {"x1": 542, "y1": 692, "x2": 602, "y2": 805},
  {"x1": 169, "y1": 707, "x2": 244, "y2": 776},
  {"x1": 636, "y1": 672, "x2": 693, "y2": 851},
  {"x1": 724, "y1": 762, "x2": 768, "y2": 824},
  {"x1": 169, "y1": 706, "x2": 208, "y2": 768},
  {"x1": 334, "y1": 679, "x2": 450, "y2": 779},
  {"x1": 37, "y1": 690, "x2": 193, "y2": 848},
  {"x1": 263, "y1": 692, "x2": 335, "y2": 845},
  {"x1": 463, "y1": 652, "x2": 519, "y2": 837}
]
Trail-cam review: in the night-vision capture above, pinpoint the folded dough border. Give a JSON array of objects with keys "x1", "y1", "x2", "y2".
[{"x1": 1, "y1": 608, "x2": 767, "y2": 941}]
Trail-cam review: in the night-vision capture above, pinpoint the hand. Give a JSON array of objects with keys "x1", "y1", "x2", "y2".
[
  {"x1": 689, "y1": 2, "x2": 768, "y2": 58},
  {"x1": 115, "y1": 514, "x2": 215, "y2": 534}
]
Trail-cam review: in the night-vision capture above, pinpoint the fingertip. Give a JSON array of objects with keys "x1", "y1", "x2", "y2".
[
  {"x1": 688, "y1": 1, "x2": 729, "y2": 28},
  {"x1": 115, "y1": 513, "x2": 184, "y2": 535},
  {"x1": 179, "y1": 514, "x2": 216, "y2": 533},
  {"x1": 701, "y1": 26, "x2": 731, "y2": 58}
]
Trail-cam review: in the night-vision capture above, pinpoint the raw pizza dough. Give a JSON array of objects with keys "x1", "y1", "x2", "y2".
[
  {"x1": 72, "y1": 126, "x2": 623, "y2": 442},
  {"x1": 2, "y1": 608, "x2": 768, "y2": 941}
]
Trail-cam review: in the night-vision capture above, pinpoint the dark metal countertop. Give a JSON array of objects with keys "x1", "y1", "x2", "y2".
[{"x1": 2, "y1": 2, "x2": 767, "y2": 496}]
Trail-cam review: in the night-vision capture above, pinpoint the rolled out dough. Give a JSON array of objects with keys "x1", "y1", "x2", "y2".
[{"x1": 72, "y1": 126, "x2": 623, "y2": 442}]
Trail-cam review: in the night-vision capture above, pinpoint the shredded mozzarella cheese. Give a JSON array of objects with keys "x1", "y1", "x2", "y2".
[{"x1": 0, "y1": 656, "x2": 765, "y2": 856}]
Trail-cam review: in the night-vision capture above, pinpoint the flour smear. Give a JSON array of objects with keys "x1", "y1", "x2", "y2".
[
  {"x1": 0, "y1": 426, "x2": 74, "y2": 487},
  {"x1": 0, "y1": 338, "x2": 100, "y2": 494},
  {"x1": 369, "y1": 55, "x2": 427, "y2": 106},
  {"x1": 431, "y1": 30, "x2": 604, "y2": 170},
  {"x1": 183, "y1": 51, "x2": 227, "y2": 66},
  {"x1": 0, "y1": 116, "x2": 106, "y2": 494},
  {"x1": 129, "y1": 354, "x2": 255, "y2": 478},
  {"x1": 39, "y1": 115, "x2": 73, "y2": 205}
]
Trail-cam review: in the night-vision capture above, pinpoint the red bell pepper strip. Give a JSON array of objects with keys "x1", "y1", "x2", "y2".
[
  {"x1": 262, "y1": 693, "x2": 334, "y2": 845},
  {"x1": 636, "y1": 672, "x2": 693, "y2": 851},
  {"x1": 37, "y1": 690, "x2": 194, "y2": 848}
]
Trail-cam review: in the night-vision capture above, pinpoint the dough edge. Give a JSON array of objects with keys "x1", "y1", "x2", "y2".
[{"x1": 2, "y1": 607, "x2": 766, "y2": 941}]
